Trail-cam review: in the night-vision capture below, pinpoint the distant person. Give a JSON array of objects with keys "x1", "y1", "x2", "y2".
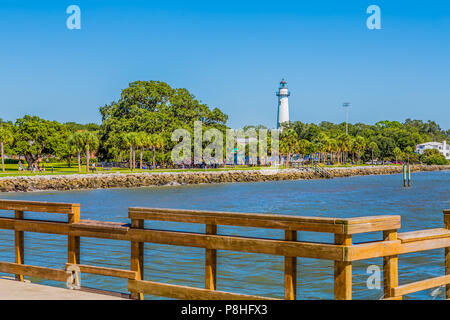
[{"x1": 18, "y1": 161, "x2": 22, "y2": 171}]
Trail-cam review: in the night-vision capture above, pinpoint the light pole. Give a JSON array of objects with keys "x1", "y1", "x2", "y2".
[{"x1": 342, "y1": 102, "x2": 350, "y2": 135}]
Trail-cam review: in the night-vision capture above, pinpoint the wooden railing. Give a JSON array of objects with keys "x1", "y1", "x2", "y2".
[{"x1": 0, "y1": 199, "x2": 448, "y2": 300}]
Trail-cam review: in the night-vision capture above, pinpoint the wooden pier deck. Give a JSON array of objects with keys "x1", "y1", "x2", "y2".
[{"x1": 0, "y1": 277, "x2": 125, "y2": 300}]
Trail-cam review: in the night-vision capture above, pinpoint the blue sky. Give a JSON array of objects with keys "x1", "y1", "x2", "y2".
[{"x1": 0, "y1": 0, "x2": 449, "y2": 129}]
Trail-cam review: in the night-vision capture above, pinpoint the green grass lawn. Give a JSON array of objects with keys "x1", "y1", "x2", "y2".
[
  {"x1": 0, "y1": 162, "x2": 402, "y2": 178},
  {"x1": 0, "y1": 162, "x2": 275, "y2": 177}
]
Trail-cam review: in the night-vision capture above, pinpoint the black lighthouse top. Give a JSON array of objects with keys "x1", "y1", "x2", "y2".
[{"x1": 276, "y1": 79, "x2": 290, "y2": 97}]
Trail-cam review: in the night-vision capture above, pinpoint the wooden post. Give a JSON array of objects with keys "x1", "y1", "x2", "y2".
[
  {"x1": 68, "y1": 206, "x2": 80, "y2": 264},
  {"x1": 403, "y1": 164, "x2": 407, "y2": 187},
  {"x1": 131, "y1": 218, "x2": 144, "y2": 300},
  {"x1": 205, "y1": 224, "x2": 217, "y2": 290},
  {"x1": 407, "y1": 163, "x2": 411, "y2": 187},
  {"x1": 14, "y1": 210, "x2": 24, "y2": 281},
  {"x1": 383, "y1": 230, "x2": 400, "y2": 299},
  {"x1": 334, "y1": 234, "x2": 352, "y2": 300},
  {"x1": 444, "y1": 210, "x2": 450, "y2": 299},
  {"x1": 284, "y1": 230, "x2": 297, "y2": 300}
]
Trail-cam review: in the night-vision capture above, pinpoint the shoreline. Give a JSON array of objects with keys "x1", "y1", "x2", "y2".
[{"x1": 0, "y1": 165, "x2": 448, "y2": 193}]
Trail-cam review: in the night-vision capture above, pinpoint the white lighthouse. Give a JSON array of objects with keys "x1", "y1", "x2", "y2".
[{"x1": 276, "y1": 79, "x2": 290, "y2": 129}]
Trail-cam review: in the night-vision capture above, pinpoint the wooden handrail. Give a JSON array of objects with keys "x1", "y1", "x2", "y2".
[
  {"x1": 0, "y1": 262, "x2": 71, "y2": 282},
  {"x1": 0, "y1": 200, "x2": 80, "y2": 214},
  {"x1": 128, "y1": 207, "x2": 401, "y2": 234},
  {"x1": 0, "y1": 199, "x2": 448, "y2": 300},
  {"x1": 391, "y1": 275, "x2": 450, "y2": 297}
]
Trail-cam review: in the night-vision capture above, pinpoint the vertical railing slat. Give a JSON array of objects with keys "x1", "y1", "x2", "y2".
[
  {"x1": 205, "y1": 224, "x2": 217, "y2": 290},
  {"x1": 334, "y1": 234, "x2": 352, "y2": 300},
  {"x1": 284, "y1": 230, "x2": 297, "y2": 300},
  {"x1": 383, "y1": 229, "x2": 400, "y2": 299},
  {"x1": 14, "y1": 210, "x2": 24, "y2": 281},
  {"x1": 68, "y1": 205, "x2": 80, "y2": 264},
  {"x1": 131, "y1": 218, "x2": 144, "y2": 300}
]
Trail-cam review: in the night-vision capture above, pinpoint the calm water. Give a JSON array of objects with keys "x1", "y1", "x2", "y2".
[{"x1": 0, "y1": 170, "x2": 449, "y2": 299}]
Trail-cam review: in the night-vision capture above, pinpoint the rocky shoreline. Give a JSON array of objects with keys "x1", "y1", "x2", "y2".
[{"x1": 0, "y1": 165, "x2": 448, "y2": 193}]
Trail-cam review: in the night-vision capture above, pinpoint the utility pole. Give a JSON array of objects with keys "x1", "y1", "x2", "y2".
[{"x1": 343, "y1": 102, "x2": 350, "y2": 135}]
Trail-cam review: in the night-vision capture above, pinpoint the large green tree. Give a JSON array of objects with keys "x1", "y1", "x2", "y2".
[
  {"x1": 13, "y1": 115, "x2": 67, "y2": 168},
  {"x1": 0, "y1": 124, "x2": 14, "y2": 172},
  {"x1": 98, "y1": 81, "x2": 228, "y2": 164}
]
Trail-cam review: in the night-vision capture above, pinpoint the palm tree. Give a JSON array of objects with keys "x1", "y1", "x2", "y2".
[
  {"x1": 297, "y1": 139, "x2": 310, "y2": 161},
  {"x1": 125, "y1": 132, "x2": 140, "y2": 170},
  {"x1": 368, "y1": 141, "x2": 378, "y2": 164},
  {"x1": 393, "y1": 147, "x2": 402, "y2": 162},
  {"x1": 149, "y1": 134, "x2": 164, "y2": 168},
  {"x1": 338, "y1": 134, "x2": 353, "y2": 164},
  {"x1": 280, "y1": 129, "x2": 298, "y2": 167},
  {"x1": 135, "y1": 132, "x2": 152, "y2": 169},
  {"x1": 348, "y1": 136, "x2": 356, "y2": 164},
  {"x1": 83, "y1": 131, "x2": 99, "y2": 173},
  {"x1": 68, "y1": 132, "x2": 85, "y2": 173},
  {"x1": 404, "y1": 146, "x2": 414, "y2": 163},
  {"x1": 336, "y1": 135, "x2": 345, "y2": 164},
  {"x1": 68, "y1": 131, "x2": 98, "y2": 173},
  {"x1": 354, "y1": 136, "x2": 367, "y2": 164},
  {"x1": 315, "y1": 133, "x2": 329, "y2": 163},
  {"x1": 326, "y1": 138, "x2": 338, "y2": 164},
  {"x1": 0, "y1": 125, "x2": 13, "y2": 172}
]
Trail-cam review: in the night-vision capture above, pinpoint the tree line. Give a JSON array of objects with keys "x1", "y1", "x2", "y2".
[
  {"x1": 0, "y1": 81, "x2": 228, "y2": 172},
  {"x1": 275, "y1": 119, "x2": 449, "y2": 166},
  {"x1": 0, "y1": 80, "x2": 449, "y2": 172}
]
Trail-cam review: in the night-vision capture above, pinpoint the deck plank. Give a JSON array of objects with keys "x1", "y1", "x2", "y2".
[{"x1": 0, "y1": 278, "x2": 126, "y2": 300}]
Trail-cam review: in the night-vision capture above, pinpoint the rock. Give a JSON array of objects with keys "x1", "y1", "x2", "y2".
[{"x1": 0, "y1": 165, "x2": 448, "y2": 193}]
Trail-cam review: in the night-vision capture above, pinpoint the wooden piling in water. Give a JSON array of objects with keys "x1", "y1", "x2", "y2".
[
  {"x1": 407, "y1": 163, "x2": 411, "y2": 187},
  {"x1": 403, "y1": 164, "x2": 407, "y2": 187}
]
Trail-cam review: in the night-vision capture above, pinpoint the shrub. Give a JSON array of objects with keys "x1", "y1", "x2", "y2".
[
  {"x1": 4, "y1": 159, "x2": 19, "y2": 164},
  {"x1": 420, "y1": 149, "x2": 448, "y2": 165}
]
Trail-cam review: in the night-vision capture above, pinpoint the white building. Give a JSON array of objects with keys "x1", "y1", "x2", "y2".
[
  {"x1": 415, "y1": 141, "x2": 450, "y2": 160},
  {"x1": 276, "y1": 79, "x2": 290, "y2": 129}
]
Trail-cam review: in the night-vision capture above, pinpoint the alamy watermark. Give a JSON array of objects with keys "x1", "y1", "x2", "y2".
[
  {"x1": 64, "y1": 5, "x2": 380, "y2": 31},
  {"x1": 366, "y1": 265, "x2": 381, "y2": 290},
  {"x1": 366, "y1": 5, "x2": 381, "y2": 30},
  {"x1": 66, "y1": 264, "x2": 81, "y2": 290},
  {"x1": 171, "y1": 121, "x2": 280, "y2": 172},
  {"x1": 66, "y1": 5, "x2": 81, "y2": 30}
]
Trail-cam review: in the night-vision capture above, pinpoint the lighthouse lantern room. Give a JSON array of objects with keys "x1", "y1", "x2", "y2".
[{"x1": 276, "y1": 79, "x2": 290, "y2": 129}]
